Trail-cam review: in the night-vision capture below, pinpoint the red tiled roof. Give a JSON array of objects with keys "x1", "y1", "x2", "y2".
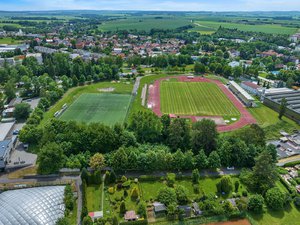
[{"x1": 242, "y1": 81, "x2": 260, "y2": 89}]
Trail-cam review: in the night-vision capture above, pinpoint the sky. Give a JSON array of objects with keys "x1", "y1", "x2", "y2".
[{"x1": 0, "y1": 0, "x2": 300, "y2": 11}]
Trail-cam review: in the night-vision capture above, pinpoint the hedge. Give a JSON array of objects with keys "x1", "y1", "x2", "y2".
[{"x1": 284, "y1": 160, "x2": 300, "y2": 167}]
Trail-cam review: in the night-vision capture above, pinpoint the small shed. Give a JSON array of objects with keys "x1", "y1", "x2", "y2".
[
  {"x1": 124, "y1": 210, "x2": 138, "y2": 221},
  {"x1": 153, "y1": 202, "x2": 166, "y2": 217},
  {"x1": 178, "y1": 205, "x2": 192, "y2": 218},
  {"x1": 88, "y1": 211, "x2": 103, "y2": 222},
  {"x1": 192, "y1": 202, "x2": 202, "y2": 215}
]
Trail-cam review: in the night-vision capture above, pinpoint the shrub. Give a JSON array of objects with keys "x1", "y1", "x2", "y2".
[
  {"x1": 216, "y1": 176, "x2": 233, "y2": 194},
  {"x1": 234, "y1": 181, "x2": 239, "y2": 192},
  {"x1": 242, "y1": 190, "x2": 248, "y2": 197},
  {"x1": 294, "y1": 197, "x2": 300, "y2": 208},
  {"x1": 108, "y1": 187, "x2": 115, "y2": 194},
  {"x1": 248, "y1": 194, "x2": 264, "y2": 214},
  {"x1": 192, "y1": 169, "x2": 200, "y2": 184},
  {"x1": 122, "y1": 180, "x2": 131, "y2": 188},
  {"x1": 131, "y1": 187, "x2": 139, "y2": 199},
  {"x1": 193, "y1": 184, "x2": 200, "y2": 194},
  {"x1": 166, "y1": 173, "x2": 176, "y2": 187},
  {"x1": 284, "y1": 160, "x2": 300, "y2": 167},
  {"x1": 265, "y1": 187, "x2": 286, "y2": 210},
  {"x1": 121, "y1": 175, "x2": 127, "y2": 182}
]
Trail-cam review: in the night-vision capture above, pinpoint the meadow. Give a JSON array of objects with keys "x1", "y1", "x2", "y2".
[
  {"x1": 60, "y1": 93, "x2": 132, "y2": 125},
  {"x1": 160, "y1": 81, "x2": 240, "y2": 117},
  {"x1": 192, "y1": 20, "x2": 298, "y2": 35}
]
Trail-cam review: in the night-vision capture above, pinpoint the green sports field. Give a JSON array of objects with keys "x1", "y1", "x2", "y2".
[
  {"x1": 60, "y1": 93, "x2": 132, "y2": 125},
  {"x1": 160, "y1": 81, "x2": 240, "y2": 117}
]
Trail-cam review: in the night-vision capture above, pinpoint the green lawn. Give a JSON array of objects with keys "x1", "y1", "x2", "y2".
[
  {"x1": 140, "y1": 181, "x2": 166, "y2": 202},
  {"x1": 248, "y1": 102, "x2": 300, "y2": 140},
  {"x1": 160, "y1": 81, "x2": 240, "y2": 117},
  {"x1": 87, "y1": 185, "x2": 102, "y2": 212},
  {"x1": 193, "y1": 21, "x2": 298, "y2": 35},
  {"x1": 0, "y1": 37, "x2": 21, "y2": 44},
  {"x1": 60, "y1": 93, "x2": 132, "y2": 125},
  {"x1": 41, "y1": 81, "x2": 133, "y2": 126}
]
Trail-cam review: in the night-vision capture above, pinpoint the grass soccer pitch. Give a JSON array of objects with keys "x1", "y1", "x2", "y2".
[
  {"x1": 160, "y1": 81, "x2": 240, "y2": 117},
  {"x1": 60, "y1": 93, "x2": 132, "y2": 125}
]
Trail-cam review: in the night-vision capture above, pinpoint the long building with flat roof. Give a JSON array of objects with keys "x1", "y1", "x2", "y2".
[
  {"x1": 262, "y1": 88, "x2": 300, "y2": 123},
  {"x1": 229, "y1": 81, "x2": 255, "y2": 107}
]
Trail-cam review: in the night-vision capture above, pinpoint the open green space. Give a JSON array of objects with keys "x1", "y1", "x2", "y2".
[
  {"x1": 99, "y1": 17, "x2": 191, "y2": 32},
  {"x1": 41, "y1": 81, "x2": 133, "y2": 125},
  {"x1": 160, "y1": 81, "x2": 240, "y2": 117},
  {"x1": 0, "y1": 37, "x2": 21, "y2": 44},
  {"x1": 248, "y1": 102, "x2": 300, "y2": 140},
  {"x1": 87, "y1": 185, "x2": 102, "y2": 212},
  {"x1": 192, "y1": 21, "x2": 298, "y2": 35},
  {"x1": 60, "y1": 93, "x2": 132, "y2": 125}
]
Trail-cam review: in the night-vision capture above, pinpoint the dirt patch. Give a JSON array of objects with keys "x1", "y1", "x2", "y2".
[
  {"x1": 205, "y1": 219, "x2": 251, "y2": 225},
  {"x1": 98, "y1": 87, "x2": 115, "y2": 92}
]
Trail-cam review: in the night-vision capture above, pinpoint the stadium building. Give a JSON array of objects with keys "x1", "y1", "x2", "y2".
[
  {"x1": 229, "y1": 81, "x2": 255, "y2": 107},
  {"x1": 0, "y1": 186, "x2": 65, "y2": 225}
]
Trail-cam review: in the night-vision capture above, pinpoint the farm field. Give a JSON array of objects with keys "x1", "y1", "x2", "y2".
[
  {"x1": 60, "y1": 93, "x2": 132, "y2": 125},
  {"x1": 192, "y1": 21, "x2": 298, "y2": 35},
  {"x1": 99, "y1": 17, "x2": 191, "y2": 32},
  {"x1": 160, "y1": 81, "x2": 240, "y2": 117}
]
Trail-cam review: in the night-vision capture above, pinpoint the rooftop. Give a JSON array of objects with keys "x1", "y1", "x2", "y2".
[
  {"x1": 0, "y1": 186, "x2": 65, "y2": 225},
  {"x1": 0, "y1": 140, "x2": 11, "y2": 159},
  {"x1": 0, "y1": 122, "x2": 15, "y2": 141},
  {"x1": 229, "y1": 81, "x2": 255, "y2": 101}
]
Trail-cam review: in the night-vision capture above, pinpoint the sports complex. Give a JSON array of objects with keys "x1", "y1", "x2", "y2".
[{"x1": 147, "y1": 76, "x2": 256, "y2": 132}]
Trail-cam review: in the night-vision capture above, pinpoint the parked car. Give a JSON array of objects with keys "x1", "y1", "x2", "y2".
[{"x1": 13, "y1": 129, "x2": 19, "y2": 135}]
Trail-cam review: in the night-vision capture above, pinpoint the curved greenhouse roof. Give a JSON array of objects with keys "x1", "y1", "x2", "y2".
[{"x1": 0, "y1": 186, "x2": 65, "y2": 225}]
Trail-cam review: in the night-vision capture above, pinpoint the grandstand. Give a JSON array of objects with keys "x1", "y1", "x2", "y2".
[
  {"x1": 229, "y1": 81, "x2": 255, "y2": 107},
  {"x1": 263, "y1": 88, "x2": 300, "y2": 123}
]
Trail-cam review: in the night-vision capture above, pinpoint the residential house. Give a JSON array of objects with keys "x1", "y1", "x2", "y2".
[{"x1": 0, "y1": 139, "x2": 14, "y2": 171}]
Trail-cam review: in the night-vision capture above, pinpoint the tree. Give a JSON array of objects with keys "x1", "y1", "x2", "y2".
[
  {"x1": 167, "y1": 203, "x2": 177, "y2": 219},
  {"x1": 129, "y1": 111, "x2": 162, "y2": 143},
  {"x1": 4, "y1": 81, "x2": 16, "y2": 102},
  {"x1": 216, "y1": 176, "x2": 233, "y2": 194},
  {"x1": 82, "y1": 216, "x2": 93, "y2": 225},
  {"x1": 89, "y1": 153, "x2": 105, "y2": 170},
  {"x1": 111, "y1": 147, "x2": 128, "y2": 172},
  {"x1": 252, "y1": 151, "x2": 278, "y2": 194},
  {"x1": 195, "y1": 150, "x2": 208, "y2": 169},
  {"x1": 137, "y1": 201, "x2": 147, "y2": 218},
  {"x1": 208, "y1": 151, "x2": 221, "y2": 169},
  {"x1": 234, "y1": 180, "x2": 240, "y2": 192},
  {"x1": 191, "y1": 119, "x2": 218, "y2": 155},
  {"x1": 175, "y1": 185, "x2": 189, "y2": 204},
  {"x1": 13, "y1": 103, "x2": 31, "y2": 120},
  {"x1": 278, "y1": 98, "x2": 287, "y2": 120},
  {"x1": 81, "y1": 168, "x2": 90, "y2": 184},
  {"x1": 120, "y1": 201, "x2": 126, "y2": 214},
  {"x1": 38, "y1": 142, "x2": 65, "y2": 174},
  {"x1": 157, "y1": 187, "x2": 177, "y2": 206},
  {"x1": 166, "y1": 173, "x2": 176, "y2": 187},
  {"x1": 194, "y1": 62, "x2": 206, "y2": 74},
  {"x1": 161, "y1": 114, "x2": 171, "y2": 141},
  {"x1": 265, "y1": 187, "x2": 286, "y2": 210},
  {"x1": 167, "y1": 118, "x2": 191, "y2": 151},
  {"x1": 248, "y1": 194, "x2": 264, "y2": 213},
  {"x1": 192, "y1": 169, "x2": 200, "y2": 184},
  {"x1": 56, "y1": 217, "x2": 70, "y2": 225}
]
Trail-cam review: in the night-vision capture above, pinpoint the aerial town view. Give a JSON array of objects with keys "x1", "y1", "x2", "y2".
[{"x1": 1, "y1": 1, "x2": 300, "y2": 225}]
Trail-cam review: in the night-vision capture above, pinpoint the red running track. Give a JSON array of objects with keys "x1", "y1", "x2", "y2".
[{"x1": 147, "y1": 76, "x2": 256, "y2": 132}]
